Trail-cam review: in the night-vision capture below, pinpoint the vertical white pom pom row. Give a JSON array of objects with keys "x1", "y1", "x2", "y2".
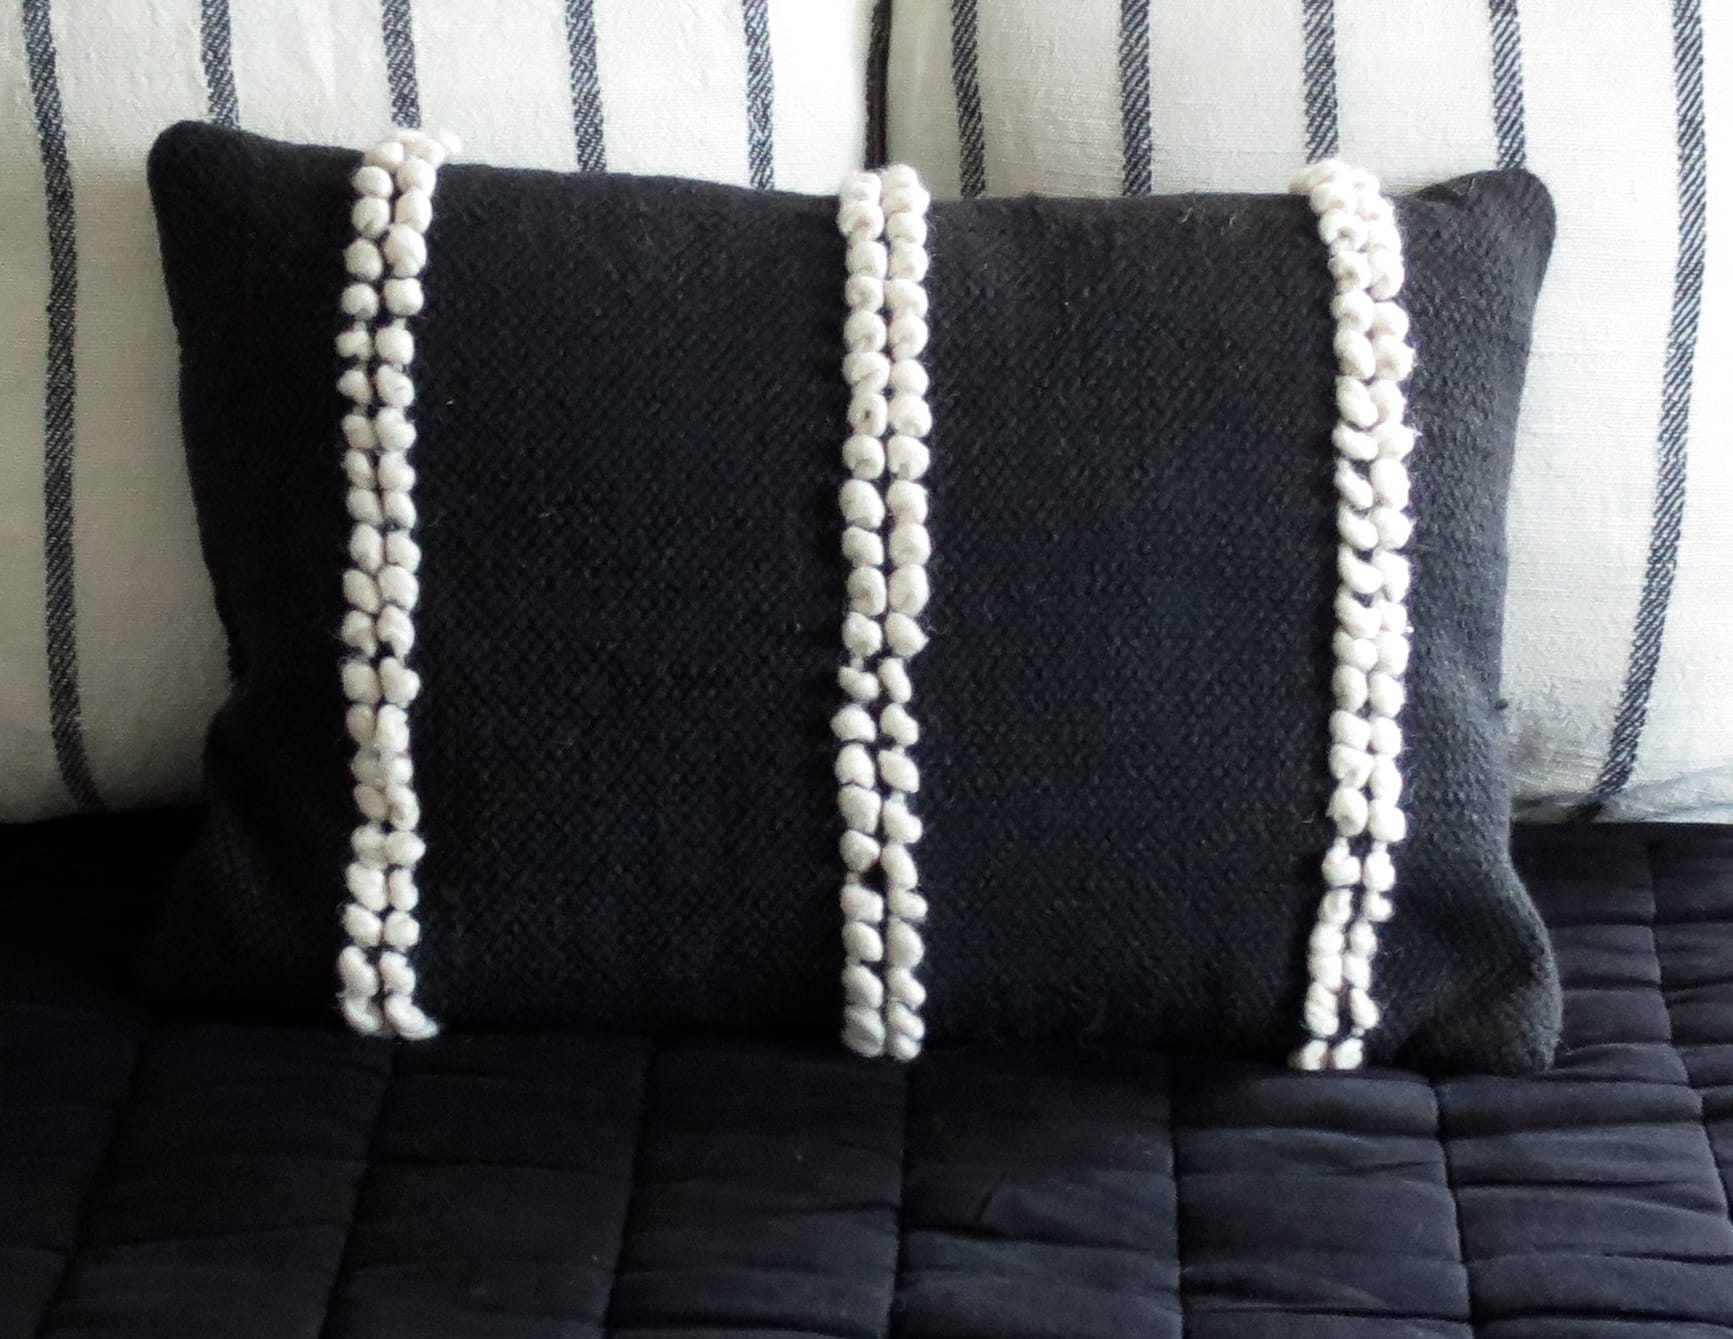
[
  {"x1": 1289, "y1": 160, "x2": 1418, "y2": 1073},
  {"x1": 834, "y1": 165, "x2": 933, "y2": 1061},
  {"x1": 335, "y1": 129, "x2": 458, "y2": 1041}
]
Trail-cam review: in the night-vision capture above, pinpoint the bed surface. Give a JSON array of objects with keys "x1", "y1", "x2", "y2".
[{"x1": 4, "y1": 819, "x2": 1731, "y2": 1338}]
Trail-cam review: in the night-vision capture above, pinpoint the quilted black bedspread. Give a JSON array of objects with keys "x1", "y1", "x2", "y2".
[{"x1": 3, "y1": 819, "x2": 1731, "y2": 1338}]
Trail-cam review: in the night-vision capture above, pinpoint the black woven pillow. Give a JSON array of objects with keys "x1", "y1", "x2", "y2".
[{"x1": 145, "y1": 121, "x2": 1559, "y2": 1074}]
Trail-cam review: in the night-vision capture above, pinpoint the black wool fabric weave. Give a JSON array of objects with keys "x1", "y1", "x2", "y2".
[{"x1": 146, "y1": 122, "x2": 1558, "y2": 1071}]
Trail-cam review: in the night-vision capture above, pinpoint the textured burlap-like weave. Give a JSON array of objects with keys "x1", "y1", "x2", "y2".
[{"x1": 147, "y1": 122, "x2": 1557, "y2": 1070}]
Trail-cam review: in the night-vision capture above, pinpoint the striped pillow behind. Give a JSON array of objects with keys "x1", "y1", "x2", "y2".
[
  {"x1": 0, "y1": 0, "x2": 876, "y2": 820},
  {"x1": 887, "y1": 0, "x2": 1733, "y2": 821}
]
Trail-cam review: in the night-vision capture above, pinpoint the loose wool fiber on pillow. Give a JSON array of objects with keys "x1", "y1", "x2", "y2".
[{"x1": 145, "y1": 121, "x2": 1559, "y2": 1073}]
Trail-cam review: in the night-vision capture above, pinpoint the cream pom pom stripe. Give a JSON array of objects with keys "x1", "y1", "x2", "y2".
[
  {"x1": 834, "y1": 164, "x2": 933, "y2": 1062},
  {"x1": 1289, "y1": 159, "x2": 1418, "y2": 1073},
  {"x1": 335, "y1": 129, "x2": 457, "y2": 1042}
]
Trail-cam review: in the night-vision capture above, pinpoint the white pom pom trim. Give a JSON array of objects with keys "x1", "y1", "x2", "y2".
[
  {"x1": 835, "y1": 166, "x2": 933, "y2": 1061},
  {"x1": 1289, "y1": 160, "x2": 1416, "y2": 1074},
  {"x1": 335, "y1": 130, "x2": 456, "y2": 1042}
]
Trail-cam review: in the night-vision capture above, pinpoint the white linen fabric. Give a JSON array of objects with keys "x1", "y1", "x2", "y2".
[
  {"x1": 0, "y1": 0, "x2": 874, "y2": 819},
  {"x1": 888, "y1": 0, "x2": 1732, "y2": 821}
]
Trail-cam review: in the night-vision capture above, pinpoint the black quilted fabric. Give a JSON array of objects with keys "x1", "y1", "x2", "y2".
[{"x1": 4, "y1": 821, "x2": 1730, "y2": 1337}]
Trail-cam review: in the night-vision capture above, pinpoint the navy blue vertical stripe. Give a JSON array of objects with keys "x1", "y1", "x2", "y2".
[
  {"x1": 1582, "y1": 0, "x2": 1708, "y2": 817},
  {"x1": 1301, "y1": 0, "x2": 1339, "y2": 162},
  {"x1": 742, "y1": 0, "x2": 775, "y2": 190},
  {"x1": 22, "y1": 0, "x2": 102, "y2": 812},
  {"x1": 380, "y1": 0, "x2": 420, "y2": 129},
  {"x1": 1119, "y1": 0, "x2": 1152, "y2": 195},
  {"x1": 865, "y1": 0, "x2": 891, "y2": 169},
  {"x1": 564, "y1": 0, "x2": 606, "y2": 172},
  {"x1": 200, "y1": 0, "x2": 240, "y2": 128},
  {"x1": 950, "y1": 0, "x2": 986, "y2": 197},
  {"x1": 1488, "y1": 0, "x2": 1527, "y2": 170}
]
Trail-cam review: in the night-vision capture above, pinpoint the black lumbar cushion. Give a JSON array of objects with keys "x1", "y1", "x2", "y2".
[{"x1": 145, "y1": 120, "x2": 1559, "y2": 1073}]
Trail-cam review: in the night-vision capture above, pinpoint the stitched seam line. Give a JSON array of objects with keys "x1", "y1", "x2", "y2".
[
  {"x1": 1434, "y1": 1078, "x2": 1479, "y2": 1332},
  {"x1": 1171, "y1": 1056, "x2": 1192, "y2": 1339},
  {"x1": 1647, "y1": 832, "x2": 1733, "y2": 1235},
  {"x1": 600, "y1": 1042, "x2": 657, "y2": 1338},
  {"x1": 29, "y1": 1021, "x2": 150, "y2": 1339},
  {"x1": 880, "y1": 1063, "x2": 913, "y2": 1339},
  {"x1": 313, "y1": 1045, "x2": 397, "y2": 1339}
]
